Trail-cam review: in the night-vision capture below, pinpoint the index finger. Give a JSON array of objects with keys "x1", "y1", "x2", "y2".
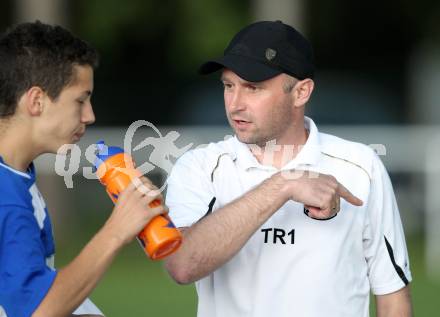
[
  {"x1": 337, "y1": 183, "x2": 363, "y2": 206},
  {"x1": 115, "y1": 179, "x2": 139, "y2": 205}
]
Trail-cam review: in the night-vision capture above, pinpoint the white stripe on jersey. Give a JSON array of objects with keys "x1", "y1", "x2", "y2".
[
  {"x1": 29, "y1": 184, "x2": 46, "y2": 229},
  {"x1": 0, "y1": 306, "x2": 8, "y2": 317}
]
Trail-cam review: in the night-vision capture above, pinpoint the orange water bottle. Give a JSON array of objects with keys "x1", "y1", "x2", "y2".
[{"x1": 94, "y1": 140, "x2": 182, "y2": 260}]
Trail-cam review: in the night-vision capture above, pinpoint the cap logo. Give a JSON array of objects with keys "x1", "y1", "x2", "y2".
[{"x1": 265, "y1": 48, "x2": 277, "y2": 61}]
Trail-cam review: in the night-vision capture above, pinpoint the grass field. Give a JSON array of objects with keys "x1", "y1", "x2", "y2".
[{"x1": 56, "y1": 232, "x2": 440, "y2": 316}]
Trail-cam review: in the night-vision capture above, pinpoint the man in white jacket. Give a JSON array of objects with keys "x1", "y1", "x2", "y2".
[{"x1": 165, "y1": 20, "x2": 412, "y2": 317}]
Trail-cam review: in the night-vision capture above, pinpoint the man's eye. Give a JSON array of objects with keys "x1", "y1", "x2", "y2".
[{"x1": 223, "y1": 83, "x2": 232, "y2": 89}]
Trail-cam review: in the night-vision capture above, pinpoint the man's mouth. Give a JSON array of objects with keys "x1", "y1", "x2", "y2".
[
  {"x1": 232, "y1": 118, "x2": 250, "y2": 124},
  {"x1": 235, "y1": 118, "x2": 251, "y2": 126},
  {"x1": 73, "y1": 130, "x2": 85, "y2": 141}
]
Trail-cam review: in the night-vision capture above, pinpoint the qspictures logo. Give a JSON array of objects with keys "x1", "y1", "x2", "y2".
[{"x1": 54, "y1": 120, "x2": 387, "y2": 192}]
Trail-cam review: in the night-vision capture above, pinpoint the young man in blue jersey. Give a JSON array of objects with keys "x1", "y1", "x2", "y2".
[{"x1": 0, "y1": 21, "x2": 167, "y2": 317}]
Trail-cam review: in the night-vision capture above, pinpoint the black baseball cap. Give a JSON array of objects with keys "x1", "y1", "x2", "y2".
[{"x1": 199, "y1": 20, "x2": 315, "y2": 82}]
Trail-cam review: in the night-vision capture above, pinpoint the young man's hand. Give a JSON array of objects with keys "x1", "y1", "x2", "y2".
[{"x1": 103, "y1": 176, "x2": 168, "y2": 247}]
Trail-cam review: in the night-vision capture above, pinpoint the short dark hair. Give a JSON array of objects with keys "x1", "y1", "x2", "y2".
[{"x1": 0, "y1": 21, "x2": 99, "y2": 117}]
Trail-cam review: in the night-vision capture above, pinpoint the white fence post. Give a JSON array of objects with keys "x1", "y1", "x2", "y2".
[{"x1": 426, "y1": 132, "x2": 440, "y2": 279}]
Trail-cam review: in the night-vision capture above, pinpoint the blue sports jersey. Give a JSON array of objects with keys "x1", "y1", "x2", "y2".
[{"x1": 0, "y1": 156, "x2": 57, "y2": 317}]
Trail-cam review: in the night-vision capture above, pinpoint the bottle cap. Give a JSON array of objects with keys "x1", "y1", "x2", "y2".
[{"x1": 94, "y1": 140, "x2": 124, "y2": 171}]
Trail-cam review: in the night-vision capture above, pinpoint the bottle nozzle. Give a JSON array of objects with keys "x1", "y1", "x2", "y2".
[{"x1": 94, "y1": 140, "x2": 125, "y2": 172}]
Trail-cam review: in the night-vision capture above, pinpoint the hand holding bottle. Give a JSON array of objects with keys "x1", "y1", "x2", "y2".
[
  {"x1": 103, "y1": 176, "x2": 168, "y2": 247},
  {"x1": 95, "y1": 141, "x2": 182, "y2": 260}
]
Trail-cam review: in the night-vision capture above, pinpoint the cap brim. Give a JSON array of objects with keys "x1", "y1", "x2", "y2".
[{"x1": 198, "y1": 54, "x2": 282, "y2": 82}]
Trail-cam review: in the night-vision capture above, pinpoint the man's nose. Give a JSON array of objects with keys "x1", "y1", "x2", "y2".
[
  {"x1": 82, "y1": 102, "x2": 95, "y2": 125},
  {"x1": 229, "y1": 89, "x2": 246, "y2": 111}
]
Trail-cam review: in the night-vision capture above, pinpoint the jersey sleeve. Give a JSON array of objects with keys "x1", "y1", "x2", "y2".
[
  {"x1": 363, "y1": 154, "x2": 412, "y2": 295},
  {"x1": 166, "y1": 151, "x2": 216, "y2": 228},
  {"x1": 0, "y1": 206, "x2": 57, "y2": 317}
]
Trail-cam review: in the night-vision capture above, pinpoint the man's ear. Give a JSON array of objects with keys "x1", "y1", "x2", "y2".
[
  {"x1": 293, "y1": 79, "x2": 314, "y2": 108},
  {"x1": 25, "y1": 87, "x2": 46, "y2": 116}
]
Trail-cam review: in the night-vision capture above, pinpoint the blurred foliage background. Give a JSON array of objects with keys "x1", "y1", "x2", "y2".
[{"x1": 2, "y1": 0, "x2": 440, "y2": 316}]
